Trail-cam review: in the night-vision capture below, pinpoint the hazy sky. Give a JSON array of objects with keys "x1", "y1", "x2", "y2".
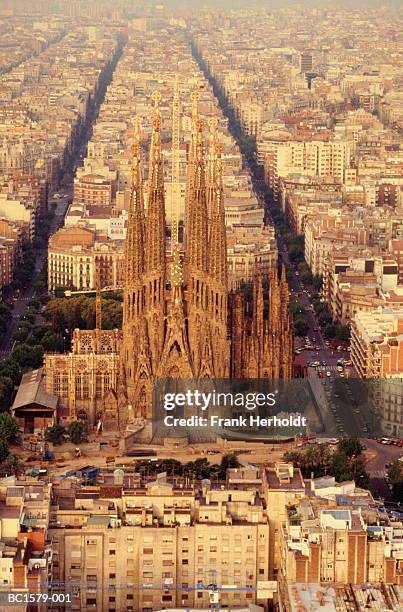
[{"x1": 162, "y1": 0, "x2": 402, "y2": 6}]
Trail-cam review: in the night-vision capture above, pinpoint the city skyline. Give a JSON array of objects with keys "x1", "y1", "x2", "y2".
[{"x1": 0, "y1": 3, "x2": 401, "y2": 610}]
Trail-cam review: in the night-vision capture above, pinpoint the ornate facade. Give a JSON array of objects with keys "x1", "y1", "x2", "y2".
[
  {"x1": 44, "y1": 92, "x2": 293, "y2": 428},
  {"x1": 44, "y1": 329, "x2": 122, "y2": 427}
]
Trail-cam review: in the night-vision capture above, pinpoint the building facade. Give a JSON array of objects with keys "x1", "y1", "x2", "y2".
[{"x1": 48, "y1": 225, "x2": 125, "y2": 292}]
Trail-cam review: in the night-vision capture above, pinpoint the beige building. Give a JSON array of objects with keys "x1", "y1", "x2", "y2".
[
  {"x1": 227, "y1": 224, "x2": 277, "y2": 288},
  {"x1": 73, "y1": 173, "x2": 113, "y2": 208},
  {"x1": 323, "y1": 249, "x2": 399, "y2": 316},
  {"x1": 351, "y1": 308, "x2": 403, "y2": 436},
  {"x1": 280, "y1": 495, "x2": 403, "y2": 587},
  {"x1": 224, "y1": 196, "x2": 264, "y2": 227},
  {"x1": 49, "y1": 475, "x2": 271, "y2": 612},
  {"x1": 261, "y1": 463, "x2": 306, "y2": 578},
  {"x1": 350, "y1": 308, "x2": 403, "y2": 379},
  {"x1": 0, "y1": 478, "x2": 52, "y2": 609},
  {"x1": 48, "y1": 225, "x2": 125, "y2": 291},
  {"x1": 304, "y1": 216, "x2": 367, "y2": 276},
  {"x1": 265, "y1": 140, "x2": 352, "y2": 200}
]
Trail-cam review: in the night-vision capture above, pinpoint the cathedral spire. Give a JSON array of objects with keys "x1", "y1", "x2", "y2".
[
  {"x1": 184, "y1": 91, "x2": 200, "y2": 251},
  {"x1": 170, "y1": 76, "x2": 183, "y2": 289},
  {"x1": 186, "y1": 117, "x2": 208, "y2": 274},
  {"x1": 252, "y1": 269, "x2": 264, "y2": 340},
  {"x1": 171, "y1": 75, "x2": 180, "y2": 247},
  {"x1": 125, "y1": 117, "x2": 145, "y2": 286},
  {"x1": 145, "y1": 91, "x2": 166, "y2": 276},
  {"x1": 208, "y1": 144, "x2": 227, "y2": 287},
  {"x1": 206, "y1": 117, "x2": 218, "y2": 225}
]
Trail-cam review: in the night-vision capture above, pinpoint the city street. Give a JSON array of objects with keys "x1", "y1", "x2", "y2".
[
  {"x1": 0, "y1": 193, "x2": 70, "y2": 357},
  {"x1": 244, "y1": 173, "x2": 377, "y2": 440}
]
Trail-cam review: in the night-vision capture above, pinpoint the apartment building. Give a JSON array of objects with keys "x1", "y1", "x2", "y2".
[
  {"x1": 264, "y1": 140, "x2": 352, "y2": 200},
  {"x1": 304, "y1": 217, "x2": 367, "y2": 276},
  {"x1": 390, "y1": 239, "x2": 403, "y2": 285},
  {"x1": 73, "y1": 173, "x2": 113, "y2": 209},
  {"x1": 227, "y1": 224, "x2": 277, "y2": 288},
  {"x1": 261, "y1": 463, "x2": 306, "y2": 578},
  {"x1": 48, "y1": 225, "x2": 125, "y2": 291},
  {"x1": 351, "y1": 309, "x2": 403, "y2": 436},
  {"x1": 351, "y1": 308, "x2": 403, "y2": 380},
  {"x1": 49, "y1": 475, "x2": 271, "y2": 612},
  {"x1": 280, "y1": 498, "x2": 403, "y2": 586},
  {"x1": 0, "y1": 477, "x2": 52, "y2": 610},
  {"x1": 329, "y1": 257, "x2": 399, "y2": 323}
]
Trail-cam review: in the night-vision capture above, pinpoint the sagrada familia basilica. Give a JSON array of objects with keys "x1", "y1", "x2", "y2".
[{"x1": 43, "y1": 92, "x2": 293, "y2": 431}]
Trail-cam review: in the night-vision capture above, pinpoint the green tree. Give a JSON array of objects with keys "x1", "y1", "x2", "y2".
[
  {"x1": 391, "y1": 480, "x2": 403, "y2": 503},
  {"x1": 285, "y1": 442, "x2": 370, "y2": 487},
  {"x1": 324, "y1": 324, "x2": 336, "y2": 339},
  {"x1": 45, "y1": 425, "x2": 66, "y2": 445},
  {"x1": 218, "y1": 454, "x2": 239, "y2": 479},
  {"x1": 329, "y1": 450, "x2": 352, "y2": 482},
  {"x1": 157, "y1": 459, "x2": 183, "y2": 476},
  {"x1": 387, "y1": 461, "x2": 402, "y2": 484},
  {"x1": 0, "y1": 454, "x2": 21, "y2": 477},
  {"x1": 0, "y1": 377, "x2": 15, "y2": 408},
  {"x1": 338, "y1": 437, "x2": 364, "y2": 458},
  {"x1": 68, "y1": 421, "x2": 87, "y2": 445},
  {"x1": 288, "y1": 245, "x2": 304, "y2": 262},
  {"x1": 0, "y1": 440, "x2": 9, "y2": 462},
  {"x1": 13, "y1": 325, "x2": 31, "y2": 342},
  {"x1": 0, "y1": 413, "x2": 19, "y2": 443},
  {"x1": 11, "y1": 344, "x2": 44, "y2": 370},
  {"x1": 44, "y1": 295, "x2": 123, "y2": 331},
  {"x1": 289, "y1": 301, "x2": 304, "y2": 316},
  {"x1": 336, "y1": 325, "x2": 351, "y2": 342},
  {"x1": 41, "y1": 331, "x2": 64, "y2": 352},
  {"x1": 294, "y1": 317, "x2": 309, "y2": 337},
  {"x1": 300, "y1": 270, "x2": 313, "y2": 284},
  {"x1": 0, "y1": 358, "x2": 21, "y2": 385},
  {"x1": 312, "y1": 275, "x2": 323, "y2": 291},
  {"x1": 319, "y1": 311, "x2": 332, "y2": 327}
]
